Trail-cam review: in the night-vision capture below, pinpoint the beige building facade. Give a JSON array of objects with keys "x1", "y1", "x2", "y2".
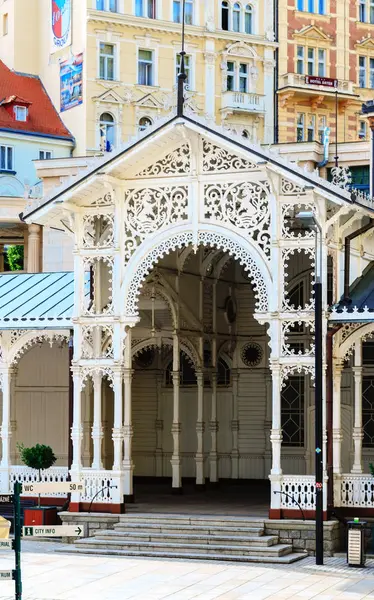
[{"x1": 0, "y1": 0, "x2": 277, "y2": 155}]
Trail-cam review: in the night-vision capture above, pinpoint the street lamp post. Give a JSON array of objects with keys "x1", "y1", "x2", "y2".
[{"x1": 295, "y1": 211, "x2": 324, "y2": 566}]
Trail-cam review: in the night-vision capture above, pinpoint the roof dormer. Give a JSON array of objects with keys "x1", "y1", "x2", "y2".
[{"x1": 0, "y1": 95, "x2": 31, "y2": 122}]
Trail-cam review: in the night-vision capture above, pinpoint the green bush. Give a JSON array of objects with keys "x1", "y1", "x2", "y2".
[
  {"x1": 5, "y1": 246, "x2": 24, "y2": 271},
  {"x1": 17, "y1": 444, "x2": 57, "y2": 507}
]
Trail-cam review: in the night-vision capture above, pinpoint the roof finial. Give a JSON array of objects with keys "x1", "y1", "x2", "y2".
[{"x1": 177, "y1": 0, "x2": 187, "y2": 117}]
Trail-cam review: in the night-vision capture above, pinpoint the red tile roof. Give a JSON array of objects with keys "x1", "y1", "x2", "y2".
[{"x1": 0, "y1": 61, "x2": 73, "y2": 140}]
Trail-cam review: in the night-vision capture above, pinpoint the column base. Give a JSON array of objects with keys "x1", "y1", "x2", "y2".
[
  {"x1": 171, "y1": 487, "x2": 183, "y2": 495},
  {"x1": 69, "y1": 502, "x2": 125, "y2": 514}
]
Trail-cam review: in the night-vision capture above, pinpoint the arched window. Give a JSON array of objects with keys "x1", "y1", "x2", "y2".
[
  {"x1": 245, "y1": 4, "x2": 252, "y2": 33},
  {"x1": 99, "y1": 112, "x2": 115, "y2": 152},
  {"x1": 165, "y1": 353, "x2": 197, "y2": 385},
  {"x1": 139, "y1": 116, "x2": 153, "y2": 132},
  {"x1": 217, "y1": 357, "x2": 231, "y2": 385},
  {"x1": 221, "y1": 1, "x2": 229, "y2": 30},
  {"x1": 233, "y1": 2, "x2": 241, "y2": 32}
]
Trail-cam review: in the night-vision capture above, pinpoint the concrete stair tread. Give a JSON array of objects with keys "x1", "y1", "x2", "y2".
[
  {"x1": 75, "y1": 538, "x2": 292, "y2": 556},
  {"x1": 114, "y1": 524, "x2": 264, "y2": 535},
  {"x1": 65, "y1": 546, "x2": 306, "y2": 564},
  {"x1": 94, "y1": 531, "x2": 278, "y2": 546},
  {"x1": 118, "y1": 515, "x2": 265, "y2": 526}
]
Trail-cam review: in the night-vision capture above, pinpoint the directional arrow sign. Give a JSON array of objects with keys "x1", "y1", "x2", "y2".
[
  {"x1": 0, "y1": 495, "x2": 13, "y2": 503},
  {"x1": 0, "y1": 540, "x2": 13, "y2": 551},
  {"x1": 0, "y1": 570, "x2": 14, "y2": 580},
  {"x1": 22, "y1": 482, "x2": 85, "y2": 495},
  {"x1": 23, "y1": 525, "x2": 84, "y2": 538}
]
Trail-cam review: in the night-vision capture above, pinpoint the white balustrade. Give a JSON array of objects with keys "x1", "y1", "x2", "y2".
[
  {"x1": 280, "y1": 475, "x2": 316, "y2": 510},
  {"x1": 221, "y1": 91, "x2": 265, "y2": 113},
  {"x1": 9, "y1": 466, "x2": 69, "y2": 497},
  {"x1": 340, "y1": 474, "x2": 374, "y2": 507},
  {"x1": 79, "y1": 469, "x2": 119, "y2": 504}
]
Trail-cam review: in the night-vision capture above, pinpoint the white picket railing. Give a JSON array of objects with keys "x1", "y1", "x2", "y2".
[
  {"x1": 339, "y1": 474, "x2": 374, "y2": 507},
  {"x1": 280, "y1": 475, "x2": 316, "y2": 510},
  {"x1": 9, "y1": 466, "x2": 69, "y2": 497},
  {"x1": 79, "y1": 469, "x2": 119, "y2": 504}
]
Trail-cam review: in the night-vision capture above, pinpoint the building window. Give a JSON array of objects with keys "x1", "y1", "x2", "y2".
[
  {"x1": 359, "y1": 0, "x2": 374, "y2": 23},
  {"x1": 297, "y1": 46, "x2": 326, "y2": 76},
  {"x1": 359, "y1": 120, "x2": 367, "y2": 139},
  {"x1": 96, "y1": 0, "x2": 118, "y2": 10},
  {"x1": 165, "y1": 354, "x2": 196, "y2": 386},
  {"x1": 139, "y1": 116, "x2": 153, "y2": 132},
  {"x1": 99, "y1": 112, "x2": 115, "y2": 152},
  {"x1": 0, "y1": 145, "x2": 13, "y2": 171},
  {"x1": 296, "y1": 113, "x2": 305, "y2": 141},
  {"x1": 217, "y1": 357, "x2": 231, "y2": 386},
  {"x1": 370, "y1": 58, "x2": 374, "y2": 88},
  {"x1": 173, "y1": 0, "x2": 193, "y2": 24},
  {"x1": 318, "y1": 115, "x2": 327, "y2": 142},
  {"x1": 138, "y1": 49, "x2": 154, "y2": 85},
  {"x1": 307, "y1": 114, "x2": 315, "y2": 141},
  {"x1": 99, "y1": 43, "x2": 115, "y2": 80},
  {"x1": 226, "y1": 61, "x2": 250, "y2": 93},
  {"x1": 359, "y1": 56, "x2": 366, "y2": 87},
  {"x1": 221, "y1": 1, "x2": 255, "y2": 33},
  {"x1": 358, "y1": 56, "x2": 374, "y2": 88},
  {"x1": 363, "y1": 377, "x2": 374, "y2": 447},
  {"x1": 281, "y1": 376, "x2": 305, "y2": 447},
  {"x1": 14, "y1": 106, "x2": 27, "y2": 121},
  {"x1": 135, "y1": 0, "x2": 156, "y2": 18},
  {"x1": 297, "y1": 112, "x2": 325, "y2": 142},
  {"x1": 297, "y1": 0, "x2": 325, "y2": 13},
  {"x1": 39, "y1": 150, "x2": 52, "y2": 160},
  {"x1": 176, "y1": 54, "x2": 191, "y2": 88},
  {"x1": 3, "y1": 13, "x2": 8, "y2": 35}
]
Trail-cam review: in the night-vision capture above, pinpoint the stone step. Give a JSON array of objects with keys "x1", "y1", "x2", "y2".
[
  {"x1": 118, "y1": 514, "x2": 265, "y2": 528},
  {"x1": 95, "y1": 530, "x2": 278, "y2": 547},
  {"x1": 75, "y1": 538, "x2": 292, "y2": 558},
  {"x1": 113, "y1": 523, "x2": 264, "y2": 537},
  {"x1": 68, "y1": 545, "x2": 306, "y2": 564}
]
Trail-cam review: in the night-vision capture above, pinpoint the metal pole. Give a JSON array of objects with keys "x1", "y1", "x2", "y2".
[
  {"x1": 335, "y1": 90, "x2": 338, "y2": 166},
  {"x1": 314, "y1": 224, "x2": 324, "y2": 565},
  {"x1": 13, "y1": 481, "x2": 22, "y2": 600},
  {"x1": 177, "y1": 0, "x2": 187, "y2": 117}
]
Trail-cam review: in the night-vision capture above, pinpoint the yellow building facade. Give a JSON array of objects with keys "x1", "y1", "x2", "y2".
[{"x1": 0, "y1": 0, "x2": 277, "y2": 155}]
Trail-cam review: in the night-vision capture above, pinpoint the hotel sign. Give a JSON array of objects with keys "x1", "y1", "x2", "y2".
[{"x1": 305, "y1": 76, "x2": 338, "y2": 89}]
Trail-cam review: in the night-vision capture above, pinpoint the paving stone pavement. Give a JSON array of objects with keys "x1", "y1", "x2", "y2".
[{"x1": 1, "y1": 541, "x2": 374, "y2": 599}]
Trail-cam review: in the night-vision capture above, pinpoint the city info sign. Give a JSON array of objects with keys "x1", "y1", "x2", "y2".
[{"x1": 23, "y1": 526, "x2": 83, "y2": 538}]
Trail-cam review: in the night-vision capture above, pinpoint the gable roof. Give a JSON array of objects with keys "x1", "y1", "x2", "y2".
[
  {"x1": 0, "y1": 61, "x2": 74, "y2": 141},
  {"x1": 23, "y1": 113, "x2": 374, "y2": 223}
]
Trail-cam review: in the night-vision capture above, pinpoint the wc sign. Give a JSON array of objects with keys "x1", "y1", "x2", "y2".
[{"x1": 51, "y1": 0, "x2": 72, "y2": 53}]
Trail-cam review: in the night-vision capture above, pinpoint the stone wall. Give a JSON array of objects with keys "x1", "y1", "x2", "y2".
[
  {"x1": 59, "y1": 512, "x2": 120, "y2": 543},
  {"x1": 265, "y1": 520, "x2": 343, "y2": 556}
]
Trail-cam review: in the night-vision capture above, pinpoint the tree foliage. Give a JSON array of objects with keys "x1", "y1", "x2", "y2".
[
  {"x1": 5, "y1": 245, "x2": 24, "y2": 271},
  {"x1": 17, "y1": 443, "x2": 56, "y2": 507}
]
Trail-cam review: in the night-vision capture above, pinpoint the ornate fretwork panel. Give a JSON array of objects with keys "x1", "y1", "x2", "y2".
[
  {"x1": 83, "y1": 257, "x2": 113, "y2": 316},
  {"x1": 281, "y1": 364, "x2": 315, "y2": 386},
  {"x1": 81, "y1": 325, "x2": 114, "y2": 359},
  {"x1": 123, "y1": 186, "x2": 188, "y2": 264},
  {"x1": 135, "y1": 144, "x2": 191, "y2": 178},
  {"x1": 203, "y1": 181, "x2": 271, "y2": 257},
  {"x1": 281, "y1": 320, "x2": 315, "y2": 357},
  {"x1": 281, "y1": 375, "x2": 305, "y2": 447},
  {"x1": 91, "y1": 192, "x2": 114, "y2": 207},
  {"x1": 281, "y1": 179, "x2": 306, "y2": 196},
  {"x1": 281, "y1": 203, "x2": 316, "y2": 240},
  {"x1": 82, "y1": 214, "x2": 114, "y2": 249},
  {"x1": 363, "y1": 377, "x2": 374, "y2": 447},
  {"x1": 282, "y1": 248, "x2": 315, "y2": 311},
  {"x1": 80, "y1": 367, "x2": 114, "y2": 391},
  {"x1": 202, "y1": 140, "x2": 258, "y2": 173},
  {"x1": 10, "y1": 332, "x2": 69, "y2": 365}
]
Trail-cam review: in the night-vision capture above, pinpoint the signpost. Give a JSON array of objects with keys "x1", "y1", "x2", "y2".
[
  {"x1": 0, "y1": 541, "x2": 13, "y2": 551},
  {"x1": 21, "y1": 482, "x2": 85, "y2": 495},
  {"x1": 305, "y1": 75, "x2": 339, "y2": 167},
  {"x1": 23, "y1": 526, "x2": 83, "y2": 538},
  {"x1": 0, "y1": 571, "x2": 14, "y2": 580}
]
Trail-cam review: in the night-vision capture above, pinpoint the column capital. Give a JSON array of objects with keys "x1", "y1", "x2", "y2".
[{"x1": 352, "y1": 366, "x2": 363, "y2": 376}]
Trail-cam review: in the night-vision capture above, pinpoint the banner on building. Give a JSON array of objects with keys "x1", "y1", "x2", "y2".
[
  {"x1": 51, "y1": 0, "x2": 72, "y2": 53},
  {"x1": 60, "y1": 53, "x2": 83, "y2": 112}
]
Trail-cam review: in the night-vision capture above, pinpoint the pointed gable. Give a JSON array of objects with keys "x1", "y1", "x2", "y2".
[{"x1": 293, "y1": 25, "x2": 332, "y2": 42}]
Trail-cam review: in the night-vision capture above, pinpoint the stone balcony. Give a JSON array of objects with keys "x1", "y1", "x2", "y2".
[
  {"x1": 279, "y1": 73, "x2": 357, "y2": 97},
  {"x1": 221, "y1": 91, "x2": 265, "y2": 117}
]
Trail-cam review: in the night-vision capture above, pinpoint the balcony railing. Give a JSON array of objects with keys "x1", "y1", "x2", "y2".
[
  {"x1": 279, "y1": 73, "x2": 355, "y2": 95},
  {"x1": 221, "y1": 91, "x2": 265, "y2": 113}
]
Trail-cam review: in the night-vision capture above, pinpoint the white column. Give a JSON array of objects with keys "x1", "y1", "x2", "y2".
[
  {"x1": 270, "y1": 363, "x2": 282, "y2": 475},
  {"x1": 155, "y1": 372, "x2": 163, "y2": 477},
  {"x1": 352, "y1": 342, "x2": 363, "y2": 474},
  {"x1": 204, "y1": 40, "x2": 216, "y2": 122},
  {"x1": 332, "y1": 359, "x2": 344, "y2": 475},
  {"x1": 231, "y1": 370, "x2": 239, "y2": 479},
  {"x1": 195, "y1": 371, "x2": 205, "y2": 486},
  {"x1": 92, "y1": 374, "x2": 103, "y2": 469},
  {"x1": 264, "y1": 370, "x2": 272, "y2": 476},
  {"x1": 27, "y1": 224, "x2": 41, "y2": 273},
  {"x1": 0, "y1": 245, "x2": 4, "y2": 272},
  {"x1": 171, "y1": 334, "x2": 182, "y2": 490},
  {"x1": 1, "y1": 369, "x2": 12, "y2": 468},
  {"x1": 123, "y1": 368, "x2": 134, "y2": 498},
  {"x1": 263, "y1": 48, "x2": 275, "y2": 144},
  {"x1": 112, "y1": 371, "x2": 123, "y2": 471},
  {"x1": 209, "y1": 371, "x2": 219, "y2": 483},
  {"x1": 71, "y1": 371, "x2": 83, "y2": 471}
]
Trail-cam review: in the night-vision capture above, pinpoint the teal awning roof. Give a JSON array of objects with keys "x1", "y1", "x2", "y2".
[{"x1": 0, "y1": 271, "x2": 90, "y2": 329}]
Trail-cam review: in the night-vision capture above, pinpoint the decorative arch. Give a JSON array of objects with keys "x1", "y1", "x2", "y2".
[
  {"x1": 131, "y1": 336, "x2": 201, "y2": 370},
  {"x1": 80, "y1": 366, "x2": 115, "y2": 390},
  {"x1": 121, "y1": 226, "x2": 272, "y2": 319},
  {"x1": 7, "y1": 330, "x2": 70, "y2": 366},
  {"x1": 337, "y1": 323, "x2": 374, "y2": 359},
  {"x1": 281, "y1": 364, "x2": 315, "y2": 386}
]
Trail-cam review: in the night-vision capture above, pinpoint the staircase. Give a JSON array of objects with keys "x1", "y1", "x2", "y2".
[{"x1": 73, "y1": 514, "x2": 306, "y2": 564}]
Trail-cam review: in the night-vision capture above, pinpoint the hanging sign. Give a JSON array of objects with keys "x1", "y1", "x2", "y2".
[
  {"x1": 305, "y1": 76, "x2": 338, "y2": 89},
  {"x1": 60, "y1": 53, "x2": 83, "y2": 112},
  {"x1": 51, "y1": 0, "x2": 72, "y2": 54}
]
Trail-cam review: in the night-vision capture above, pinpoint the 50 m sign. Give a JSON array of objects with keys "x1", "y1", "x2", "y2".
[{"x1": 51, "y1": 0, "x2": 71, "y2": 53}]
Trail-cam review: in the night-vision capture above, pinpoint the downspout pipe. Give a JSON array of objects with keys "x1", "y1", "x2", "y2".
[{"x1": 343, "y1": 220, "x2": 374, "y2": 303}]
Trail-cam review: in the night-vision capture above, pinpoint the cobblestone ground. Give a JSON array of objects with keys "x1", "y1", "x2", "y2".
[{"x1": 1, "y1": 541, "x2": 374, "y2": 599}]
